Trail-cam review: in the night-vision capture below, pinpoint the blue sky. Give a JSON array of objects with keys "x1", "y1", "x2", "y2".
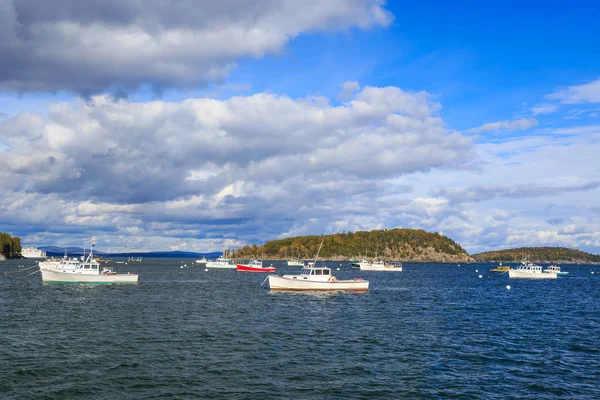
[{"x1": 0, "y1": 0, "x2": 599, "y2": 254}]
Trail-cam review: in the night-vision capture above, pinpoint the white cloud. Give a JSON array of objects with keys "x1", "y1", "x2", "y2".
[
  {"x1": 0, "y1": 84, "x2": 474, "y2": 249},
  {"x1": 531, "y1": 103, "x2": 559, "y2": 116},
  {"x1": 337, "y1": 81, "x2": 361, "y2": 101},
  {"x1": 432, "y1": 181, "x2": 600, "y2": 204},
  {"x1": 0, "y1": 0, "x2": 393, "y2": 94},
  {"x1": 547, "y1": 77, "x2": 600, "y2": 104},
  {"x1": 465, "y1": 118, "x2": 538, "y2": 134},
  {"x1": 548, "y1": 125, "x2": 600, "y2": 135}
]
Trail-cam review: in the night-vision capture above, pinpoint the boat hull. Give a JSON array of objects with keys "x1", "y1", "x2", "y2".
[
  {"x1": 237, "y1": 264, "x2": 276, "y2": 272},
  {"x1": 359, "y1": 266, "x2": 402, "y2": 271},
  {"x1": 268, "y1": 275, "x2": 369, "y2": 291},
  {"x1": 508, "y1": 270, "x2": 557, "y2": 279},
  {"x1": 40, "y1": 269, "x2": 139, "y2": 284},
  {"x1": 205, "y1": 263, "x2": 236, "y2": 269}
]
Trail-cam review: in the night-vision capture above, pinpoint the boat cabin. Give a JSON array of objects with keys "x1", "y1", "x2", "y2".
[
  {"x1": 516, "y1": 262, "x2": 542, "y2": 273},
  {"x1": 284, "y1": 267, "x2": 333, "y2": 282},
  {"x1": 300, "y1": 267, "x2": 331, "y2": 276}
]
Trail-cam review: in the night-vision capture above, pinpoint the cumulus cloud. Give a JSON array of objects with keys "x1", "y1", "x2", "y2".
[
  {"x1": 337, "y1": 81, "x2": 361, "y2": 100},
  {"x1": 0, "y1": 84, "x2": 473, "y2": 248},
  {"x1": 0, "y1": 0, "x2": 393, "y2": 94},
  {"x1": 546, "y1": 77, "x2": 600, "y2": 104},
  {"x1": 465, "y1": 118, "x2": 538, "y2": 134}
]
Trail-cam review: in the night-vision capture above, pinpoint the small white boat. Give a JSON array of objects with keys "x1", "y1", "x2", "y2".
[
  {"x1": 39, "y1": 241, "x2": 138, "y2": 284},
  {"x1": 287, "y1": 259, "x2": 305, "y2": 266},
  {"x1": 195, "y1": 257, "x2": 208, "y2": 264},
  {"x1": 205, "y1": 256, "x2": 235, "y2": 269},
  {"x1": 543, "y1": 265, "x2": 568, "y2": 276},
  {"x1": 508, "y1": 261, "x2": 557, "y2": 279},
  {"x1": 128, "y1": 256, "x2": 142, "y2": 262},
  {"x1": 267, "y1": 236, "x2": 368, "y2": 292},
  {"x1": 359, "y1": 260, "x2": 402, "y2": 271},
  {"x1": 237, "y1": 260, "x2": 276, "y2": 272}
]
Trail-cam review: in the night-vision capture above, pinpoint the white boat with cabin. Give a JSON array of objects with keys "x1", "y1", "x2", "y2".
[
  {"x1": 359, "y1": 260, "x2": 402, "y2": 271},
  {"x1": 21, "y1": 246, "x2": 47, "y2": 259},
  {"x1": 268, "y1": 266, "x2": 369, "y2": 291},
  {"x1": 543, "y1": 265, "x2": 568, "y2": 276},
  {"x1": 287, "y1": 259, "x2": 305, "y2": 266},
  {"x1": 508, "y1": 261, "x2": 557, "y2": 279},
  {"x1": 206, "y1": 255, "x2": 235, "y2": 269},
  {"x1": 195, "y1": 257, "x2": 208, "y2": 264},
  {"x1": 266, "y1": 237, "x2": 369, "y2": 292},
  {"x1": 39, "y1": 241, "x2": 138, "y2": 284}
]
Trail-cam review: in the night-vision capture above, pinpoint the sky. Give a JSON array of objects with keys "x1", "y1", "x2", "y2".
[{"x1": 1, "y1": 0, "x2": 599, "y2": 254}]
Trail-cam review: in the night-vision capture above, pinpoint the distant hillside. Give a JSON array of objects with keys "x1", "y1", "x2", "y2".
[
  {"x1": 472, "y1": 247, "x2": 600, "y2": 263},
  {"x1": 233, "y1": 228, "x2": 474, "y2": 263}
]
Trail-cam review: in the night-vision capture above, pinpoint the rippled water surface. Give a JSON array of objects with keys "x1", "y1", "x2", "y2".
[{"x1": 1, "y1": 259, "x2": 600, "y2": 399}]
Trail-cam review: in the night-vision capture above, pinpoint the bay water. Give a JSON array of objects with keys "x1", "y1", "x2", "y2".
[{"x1": 1, "y1": 259, "x2": 599, "y2": 399}]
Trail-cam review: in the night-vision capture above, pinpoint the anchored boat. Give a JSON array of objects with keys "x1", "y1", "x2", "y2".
[
  {"x1": 359, "y1": 260, "x2": 402, "y2": 271},
  {"x1": 490, "y1": 262, "x2": 510, "y2": 272},
  {"x1": 206, "y1": 250, "x2": 235, "y2": 269},
  {"x1": 266, "y1": 235, "x2": 369, "y2": 292},
  {"x1": 543, "y1": 265, "x2": 568, "y2": 276},
  {"x1": 237, "y1": 260, "x2": 276, "y2": 272},
  {"x1": 268, "y1": 265, "x2": 369, "y2": 292},
  {"x1": 508, "y1": 261, "x2": 556, "y2": 279},
  {"x1": 39, "y1": 240, "x2": 138, "y2": 284}
]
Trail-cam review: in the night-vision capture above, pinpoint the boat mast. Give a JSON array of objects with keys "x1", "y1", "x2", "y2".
[
  {"x1": 90, "y1": 238, "x2": 95, "y2": 262},
  {"x1": 313, "y1": 235, "x2": 326, "y2": 267}
]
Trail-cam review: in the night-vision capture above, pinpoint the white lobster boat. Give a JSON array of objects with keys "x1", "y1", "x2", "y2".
[
  {"x1": 287, "y1": 259, "x2": 305, "y2": 266},
  {"x1": 266, "y1": 236, "x2": 368, "y2": 292},
  {"x1": 508, "y1": 261, "x2": 557, "y2": 279},
  {"x1": 359, "y1": 260, "x2": 402, "y2": 271},
  {"x1": 205, "y1": 255, "x2": 235, "y2": 269},
  {"x1": 268, "y1": 265, "x2": 369, "y2": 292},
  {"x1": 39, "y1": 241, "x2": 138, "y2": 284},
  {"x1": 543, "y1": 265, "x2": 568, "y2": 276}
]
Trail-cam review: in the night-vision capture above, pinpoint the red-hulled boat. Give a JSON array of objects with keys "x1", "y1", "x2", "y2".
[{"x1": 236, "y1": 260, "x2": 276, "y2": 272}]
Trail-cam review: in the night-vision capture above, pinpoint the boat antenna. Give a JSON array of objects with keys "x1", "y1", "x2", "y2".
[{"x1": 313, "y1": 235, "x2": 326, "y2": 267}]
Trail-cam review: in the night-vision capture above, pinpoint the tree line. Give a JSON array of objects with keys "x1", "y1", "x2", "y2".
[
  {"x1": 472, "y1": 247, "x2": 600, "y2": 263},
  {"x1": 232, "y1": 228, "x2": 469, "y2": 260}
]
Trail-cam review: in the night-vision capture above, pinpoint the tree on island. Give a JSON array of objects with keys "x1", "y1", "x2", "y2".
[{"x1": 0, "y1": 232, "x2": 22, "y2": 259}]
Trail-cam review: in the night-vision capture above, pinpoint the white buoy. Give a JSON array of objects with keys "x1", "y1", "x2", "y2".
[
  {"x1": 506, "y1": 285, "x2": 511, "y2": 290},
  {"x1": 180, "y1": 266, "x2": 183, "y2": 268},
  {"x1": 478, "y1": 274, "x2": 483, "y2": 278},
  {"x1": 592, "y1": 271, "x2": 595, "y2": 274},
  {"x1": 205, "y1": 268, "x2": 208, "y2": 272},
  {"x1": 337, "y1": 267, "x2": 340, "y2": 271},
  {"x1": 475, "y1": 269, "x2": 478, "y2": 273}
]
